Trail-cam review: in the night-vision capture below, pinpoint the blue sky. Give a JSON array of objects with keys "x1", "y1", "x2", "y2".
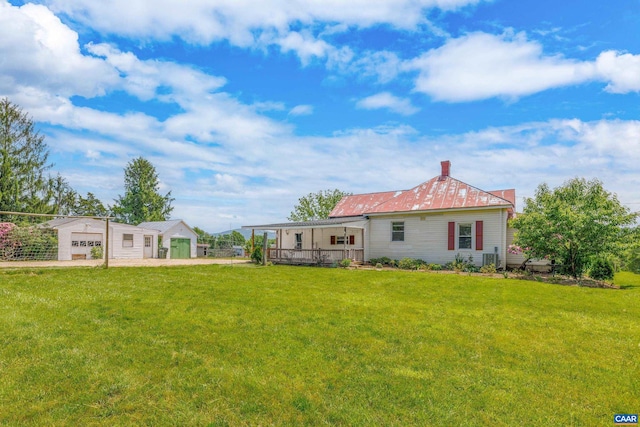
[{"x1": 1, "y1": 0, "x2": 639, "y2": 232}]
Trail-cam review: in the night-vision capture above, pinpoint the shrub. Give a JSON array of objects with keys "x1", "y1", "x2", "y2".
[
  {"x1": 396, "y1": 258, "x2": 429, "y2": 270},
  {"x1": 90, "y1": 246, "x2": 103, "y2": 260},
  {"x1": 250, "y1": 247, "x2": 263, "y2": 264},
  {"x1": 589, "y1": 257, "x2": 615, "y2": 281},
  {"x1": 370, "y1": 257, "x2": 393, "y2": 266},
  {"x1": 449, "y1": 253, "x2": 477, "y2": 272},
  {"x1": 339, "y1": 258, "x2": 351, "y2": 268},
  {"x1": 0, "y1": 225, "x2": 57, "y2": 261},
  {"x1": 428, "y1": 263, "x2": 443, "y2": 271},
  {"x1": 480, "y1": 263, "x2": 497, "y2": 274},
  {"x1": 375, "y1": 263, "x2": 383, "y2": 269}
]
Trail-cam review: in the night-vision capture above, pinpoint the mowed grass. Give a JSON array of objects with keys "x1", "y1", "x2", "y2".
[{"x1": 0, "y1": 266, "x2": 638, "y2": 426}]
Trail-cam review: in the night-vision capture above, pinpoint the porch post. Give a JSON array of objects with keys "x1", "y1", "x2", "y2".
[{"x1": 343, "y1": 227, "x2": 347, "y2": 260}]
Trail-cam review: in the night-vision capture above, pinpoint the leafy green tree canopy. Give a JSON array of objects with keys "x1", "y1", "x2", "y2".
[
  {"x1": 288, "y1": 189, "x2": 351, "y2": 222},
  {"x1": 111, "y1": 157, "x2": 174, "y2": 224},
  {"x1": 510, "y1": 178, "x2": 637, "y2": 278},
  {"x1": 73, "y1": 192, "x2": 108, "y2": 217}
]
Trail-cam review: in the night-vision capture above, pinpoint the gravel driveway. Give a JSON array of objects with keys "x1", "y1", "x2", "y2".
[{"x1": 0, "y1": 258, "x2": 251, "y2": 268}]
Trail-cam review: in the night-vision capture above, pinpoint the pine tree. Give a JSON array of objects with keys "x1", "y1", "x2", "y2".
[{"x1": 111, "y1": 157, "x2": 174, "y2": 224}]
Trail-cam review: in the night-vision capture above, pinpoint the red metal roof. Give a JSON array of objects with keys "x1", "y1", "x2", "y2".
[{"x1": 330, "y1": 176, "x2": 514, "y2": 217}]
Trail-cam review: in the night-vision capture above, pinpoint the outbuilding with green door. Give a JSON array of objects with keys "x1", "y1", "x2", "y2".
[{"x1": 138, "y1": 220, "x2": 198, "y2": 259}]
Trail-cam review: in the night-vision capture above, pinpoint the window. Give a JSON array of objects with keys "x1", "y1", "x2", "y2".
[
  {"x1": 391, "y1": 222, "x2": 405, "y2": 241},
  {"x1": 144, "y1": 236, "x2": 152, "y2": 248},
  {"x1": 123, "y1": 234, "x2": 134, "y2": 248},
  {"x1": 458, "y1": 223, "x2": 472, "y2": 249},
  {"x1": 295, "y1": 233, "x2": 302, "y2": 250},
  {"x1": 331, "y1": 235, "x2": 355, "y2": 245}
]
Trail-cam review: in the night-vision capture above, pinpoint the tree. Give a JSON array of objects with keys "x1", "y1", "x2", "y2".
[
  {"x1": 288, "y1": 189, "x2": 351, "y2": 221},
  {"x1": 0, "y1": 98, "x2": 53, "y2": 215},
  {"x1": 73, "y1": 192, "x2": 108, "y2": 217},
  {"x1": 510, "y1": 178, "x2": 637, "y2": 279},
  {"x1": 217, "y1": 230, "x2": 245, "y2": 249},
  {"x1": 111, "y1": 157, "x2": 174, "y2": 224},
  {"x1": 49, "y1": 174, "x2": 77, "y2": 215}
]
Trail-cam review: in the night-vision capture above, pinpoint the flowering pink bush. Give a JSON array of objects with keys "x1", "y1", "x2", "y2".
[{"x1": 0, "y1": 222, "x2": 16, "y2": 247}]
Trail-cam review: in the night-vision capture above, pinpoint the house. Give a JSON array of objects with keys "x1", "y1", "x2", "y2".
[
  {"x1": 243, "y1": 160, "x2": 518, "y2": 268},
  {"x1": 137, "y1": 220, "x2": 197, "y2": 259},
  {"x1": 44, "y1": 218, "x2": 160, "y2": 260}
]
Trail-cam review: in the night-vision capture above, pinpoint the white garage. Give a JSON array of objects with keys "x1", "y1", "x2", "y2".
[
  {"x1": 70, "y1": 232, "x2": 103, "y2": 260},
  {"x1": 44, "y1": 218, "x2": 160, "y2": 261}
]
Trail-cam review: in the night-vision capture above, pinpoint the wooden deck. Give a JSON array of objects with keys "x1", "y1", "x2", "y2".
[{"x1": 267, "y1": 248, "x2": 364, "y2": 266}]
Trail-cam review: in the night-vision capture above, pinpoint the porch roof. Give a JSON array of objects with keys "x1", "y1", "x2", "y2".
[{"x1": 242, "y1": 216, "x2": 367, "y2": 231}]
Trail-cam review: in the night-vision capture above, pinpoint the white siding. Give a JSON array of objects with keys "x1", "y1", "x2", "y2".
[
  {"x1": 367, "y1": 209, "x2": 509, "y2": 267},
  {"x1": 159, "y1": 222, "x2": 198, "y2": 258},
  {"x1": 55, "y1": 220, "x2": 106, "y2": 260},
  {"x1": 110, "y1": 225, "x2": 146, "y2": 259},
  {"x1": 277, "y1": 227, "x2": 364, "y2": 250}
]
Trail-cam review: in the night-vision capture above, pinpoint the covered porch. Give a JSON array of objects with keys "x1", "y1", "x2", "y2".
[{"x1": 243, "y1": 217, "x2": 367, "y2": 266}]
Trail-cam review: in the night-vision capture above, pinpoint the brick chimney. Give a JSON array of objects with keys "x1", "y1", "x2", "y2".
[{"x1": 440, "y1": 160, "x2": 451, "y2": 178}]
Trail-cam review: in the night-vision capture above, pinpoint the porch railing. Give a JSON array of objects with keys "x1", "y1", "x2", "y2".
[{"x1": 267, "y1": 248, "x2": 364, "y2": 265}]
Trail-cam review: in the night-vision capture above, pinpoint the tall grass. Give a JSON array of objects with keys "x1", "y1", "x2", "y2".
[{"x1": 0, "y1": 266, "x2": 638, "y2": 426}]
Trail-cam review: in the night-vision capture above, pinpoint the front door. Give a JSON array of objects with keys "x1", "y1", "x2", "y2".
[
  {"x1": 170, "y1": 238, "x2": 190, "y2": 259},
  {"x1": 143, "y1": 235, "x2": 153, "y2": 258}
]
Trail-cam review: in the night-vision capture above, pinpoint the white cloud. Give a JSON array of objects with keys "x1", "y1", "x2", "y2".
[
  {"x1": 407, "y1": 31, "x2": 640, "y2": 102},
  {"x1": 408, "y1": 31, "x2": 595, "y2": 102},
  {"x1": 42, "y1": 0, "x2": 483, "y2": 43},
  {"x1": 595, "y1": 50, "x2": 640, "y2": 94},
  {"x1": 356, "y1": 92, "x2": 419, "y2": 115},
  {"x1": 349, "y1": 51, "x2": 403, "y2": 84},
  {"x1": 0, "y1": 1, "x2": 118, "y2": 99},
  {"x1": 38, "y1": 0, "x2": 483, "y2": 66},
  {"x1": 289, "y1": 105, "x2": 314, "y2": 116}
]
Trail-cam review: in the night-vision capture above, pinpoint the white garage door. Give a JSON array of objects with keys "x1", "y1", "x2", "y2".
[{"x1": 71, "y1": 233, "x2": 103, "y2": 260}]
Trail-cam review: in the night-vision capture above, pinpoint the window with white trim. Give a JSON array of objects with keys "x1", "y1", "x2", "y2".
[
  {"x1": 123, "y1": 233, "x2": 134, "y2": 248},
  {"x1": 458, "y1": 223, "x2": 472, "y2": 249},
  {"x1": 391, "y1": 222, "x2": 405, "y2": 241}
]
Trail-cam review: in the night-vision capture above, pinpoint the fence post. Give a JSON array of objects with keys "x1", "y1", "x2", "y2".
[
  {"x1": 105, "y1": 218, "x2": 109, "y2": 269},
  {"x1": 262, "y1": 231, "x2": 268, "y2": 266}
]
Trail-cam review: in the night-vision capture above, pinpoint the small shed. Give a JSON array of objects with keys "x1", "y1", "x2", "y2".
[
  {"x1": 138, "y1": 220, "x2": 198, "y2": 259},
  {"x1": 197, "y1": 243, "x2": 210, "y2": 257}
]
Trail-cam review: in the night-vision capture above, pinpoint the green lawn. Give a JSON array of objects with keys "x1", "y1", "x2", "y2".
[{"x1": 0, "y1": 265, "x2": 638, "y2": 426}]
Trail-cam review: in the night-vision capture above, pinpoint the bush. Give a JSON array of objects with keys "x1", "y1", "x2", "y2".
[
  {"x1": 250, "y1": 247, "x2": 263, "y2": 264},
  {"x1": 589, "y1": 257, "x2": 615, "y2": 281},
  {"x1": 339, "y1": 258, "x2": 351, "y2": 268},
  {"x1": 90, "y1": 246, "x2": 103, "y2": 260},
  {"x1": 375, "y1": 263, "x2": 383, "y2": 269},
  {"x1": 398, "y1": 258, "x2": 427, "y2": 270},
  {"x1": 428, "y1": 263, "x2": 443, "y2": 271},
  {"x1": 448, "y1": 253, "x2": 477, "y2": 272},
  {"x1": 480, "y1": 263, "x2": 497, "y2": 274},
  {"x1": 370, "y1": 257, "x2": 393, "y2": 266},
  {"x1": 0, "y1": 225, "x2": 58, "y2": 261}
]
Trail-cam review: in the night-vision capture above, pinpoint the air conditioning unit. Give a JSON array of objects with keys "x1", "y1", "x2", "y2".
[{"x1": 482, "y1": 253, "x2": 499, "y2": 267}]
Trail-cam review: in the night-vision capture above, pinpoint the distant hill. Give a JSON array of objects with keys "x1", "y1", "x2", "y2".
[{"x1": 214, "y1": 228, "x2": 276, "y2": 240}]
